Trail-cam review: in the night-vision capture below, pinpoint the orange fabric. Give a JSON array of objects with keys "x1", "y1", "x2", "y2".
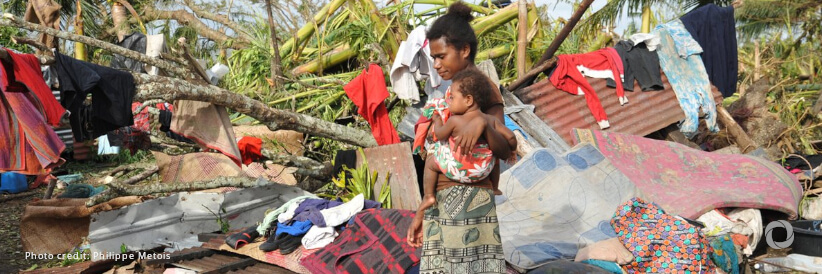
[
  {"x1": 730, "y1": 234, "x2": 748, "y2": 249},
  {"x1": 343, "y1": 64, "x2": 400, "y2": 146}
]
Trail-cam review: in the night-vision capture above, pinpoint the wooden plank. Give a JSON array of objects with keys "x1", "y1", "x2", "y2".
[
  {"x1": 716, "y1": 106, "x2": 758, "y2": 153},
  {"x1": 503, "y1": 92, "x2": 571, "y2": 154},
  {"x1": 357, "y1": 142, "x2": 421, "y2": 210}
]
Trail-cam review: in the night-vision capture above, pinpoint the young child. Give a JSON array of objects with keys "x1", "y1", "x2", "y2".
[{"x1": 419, "y1": 67, "x2": 517, "y2": 210}]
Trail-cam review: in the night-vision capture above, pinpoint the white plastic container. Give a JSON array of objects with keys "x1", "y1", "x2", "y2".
[{"x1": 754, "y1": 254, "x2": 822, "y2": 273}]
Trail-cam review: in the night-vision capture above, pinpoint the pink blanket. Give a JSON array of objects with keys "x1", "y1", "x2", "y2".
[{"x1": 572, "y1": 129, "x2": 803, "y2": 219}]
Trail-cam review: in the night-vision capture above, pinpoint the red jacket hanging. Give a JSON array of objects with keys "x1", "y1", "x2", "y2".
[
  {"x1": 550, "y1": 49, "x2": 625, "y2": 129},
  {"x1": 3, "y1": 48, "x2": 66, "y2": 126},
  {"x1": 344, "y1": 64, "x2": 400, "y2": 146}
]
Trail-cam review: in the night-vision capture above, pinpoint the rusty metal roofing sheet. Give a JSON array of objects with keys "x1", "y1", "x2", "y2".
[{"x1": 514, "y1": 72, "x2": 722, "y2": 145}]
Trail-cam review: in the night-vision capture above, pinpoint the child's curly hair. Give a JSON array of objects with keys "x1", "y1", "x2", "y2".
[{"x1": 451, "y1": 67, "x2": 494, "y2": 110}]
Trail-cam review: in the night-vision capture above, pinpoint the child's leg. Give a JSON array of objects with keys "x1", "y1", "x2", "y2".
[
  {"x1": 421, "y1": 156, "x2": 440, "y2": 210},
  {"x1": 491, "y1": 159, "x2": 502, "y2": 195}
]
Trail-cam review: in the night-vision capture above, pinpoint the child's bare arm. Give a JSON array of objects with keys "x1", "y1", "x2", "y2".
[
  {"x1": 492, "y1": 118, "x2": 518, "y2": 151},
  {"x1": 434, "y1": 116, "x2": 460, "y2": 141}
]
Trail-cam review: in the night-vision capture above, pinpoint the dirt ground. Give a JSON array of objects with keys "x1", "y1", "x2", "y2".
[
  {"x1": 0, "y1": 186, "x2": 60, "y2": 273},
  {"x1": 0, "y1": 158, "x2": 125, "y2": 273}
]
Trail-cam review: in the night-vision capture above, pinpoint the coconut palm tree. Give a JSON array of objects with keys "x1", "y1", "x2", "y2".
[{"x1": 576, "y1": 0, "x2": 733, "y2": 37}]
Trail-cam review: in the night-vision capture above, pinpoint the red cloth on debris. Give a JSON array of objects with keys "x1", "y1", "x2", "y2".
[
  {"x1": 343, "y1": 64, "x2": 400, "y2": 146},
  {"x1": 131, "y1": 102, "x2": 151, "y2": 132},
  {"x1": 0, "y1": 61, "x2": 65, "y2": 175},
  {"x1": 3, "y1": 48, "x2": 66, "y2": 126},
  {"x1": 550, "y1": 49, "x2": 625, "y2": 127},
  {"x1": 237, "y1": 136, "x2": 263, "y2": 165}
]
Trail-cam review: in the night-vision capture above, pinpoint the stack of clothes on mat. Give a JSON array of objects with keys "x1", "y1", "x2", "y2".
[
  {"x1": 224, "y1": 194, "x2": 423, "y2": 273},
  {"x1": 225, "y1": 194, "x2": 382, "y2": 254}
]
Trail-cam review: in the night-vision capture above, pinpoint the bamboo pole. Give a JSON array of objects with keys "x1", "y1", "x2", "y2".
[
  {"x1": 509, "y1": 0, "x2": 593, "y2": 91},
  {"x1": 361, "y1": 0, "x2": 400, "y2": 62},
  {"x1": 74, "y1": 0, "x2": 86, "y2": 60},
  {"x1": 476, "y1": 44, "x2": 512, "y2": 61},
  {"x1": 472, "y1": 3, "x2": 521, "y2": 37},
  {"x1": 279, "y1": 0, "x2": 347, "y2": 58},
  {"x1": 291, "y1": 44, "x2": 357, "y2": 75},
  {"x1": 516, "y1": 0, "x2": 528, "y2": 77},
  {"x1": 411, "y1": 0, "x2": 493, "y2": 15},
  {"x1": 640, "y1": 5, "x2": 652, "y2": 33}
]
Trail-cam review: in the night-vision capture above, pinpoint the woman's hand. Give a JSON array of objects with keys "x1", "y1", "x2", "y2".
[
  {"x1": 453, "y1": 116, "x2": 487, "y2": 155},
  {"x1": 407, "y1": 212, "x2": 425, "y2": 248}
]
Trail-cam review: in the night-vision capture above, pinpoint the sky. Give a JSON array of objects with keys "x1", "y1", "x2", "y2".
[{"x1": 407, "y1": 0, "x2": 634, "y2": 35}]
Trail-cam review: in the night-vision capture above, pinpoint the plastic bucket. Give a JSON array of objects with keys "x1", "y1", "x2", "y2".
[
  {"x1": 789, "y1": 220, "x2": 822, "y2": 257},
  {"x1": 1, "y1": 172, "x2": 28, "y2": 194}
]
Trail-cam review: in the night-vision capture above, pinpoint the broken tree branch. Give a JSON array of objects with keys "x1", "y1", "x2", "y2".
[
  {"x1": 86, "y1": 176, "x2": 266, "y2": 206},
  {"x1": 177, "y1": 37, "x2": 211, "y2": 84},
  {"x1": 181, "y1": 0, "x2": 250, "y2": 39},
  {"x1": 0, "y1": 14, "x2": 189, "y2": 77},
  {"x1": 121, "y1": 166, "x2": 159, "y2": 185},
  {"x1": 6, "y1": 14, "x2": 377, "y2": 148},
  {"x1": 12, "y1": 36, "x2": 50, "y2": 52},
  {"x1": 264, "y1": 0, "x2": 284, "y2": 88},
  {"x1": 507, "y1": 57, "x2": 557, "y2": 92},
  {"x1": 106, "y1": 163, "x2": 155, "y2": 177},
  {"x1": 510, "y1": 0, "x2": 593, "y2": 90},
  {"x1": 140, "y1": 5, "x2": 249, "y2": 49},
  {"x1": 132, "y1": 73, "x2": 379, "y2": 147},
  {"x1": 0, "y1": 191, "x2": 38, "y2": 203},
  {"x1": 262, "y1": 149, "x2": 332, "y2": 178}
]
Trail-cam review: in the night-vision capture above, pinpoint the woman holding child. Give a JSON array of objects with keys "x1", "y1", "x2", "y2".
[{"x1": 406, "y1": 2, "x2": 516, "y2": 273}]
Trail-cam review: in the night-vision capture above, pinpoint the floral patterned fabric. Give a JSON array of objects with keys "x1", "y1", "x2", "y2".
[
  {"x1": 573, "y1": 129, "x2": 803, "y2": 219},
  {"x1": 422, "y1": 97, "x2": 495, "y2": 184},
  {"x1": 612, "y1": 197, "x2": 716, "y2": 274}
]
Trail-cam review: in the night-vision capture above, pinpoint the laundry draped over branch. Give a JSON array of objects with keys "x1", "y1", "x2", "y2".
[{"x1": 0, "y1": 14, "x2": 380, "y2": 148}]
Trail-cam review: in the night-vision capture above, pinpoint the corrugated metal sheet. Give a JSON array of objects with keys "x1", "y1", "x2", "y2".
[
  {"x1": 55, "y1": 128, "x2": 74, "y2": 147},
  {"x1": 514, "y1": 72, "x2": 722, "y2": 145},
  {"x1": 87, "y1": 182, "x2": 312, "y2": 257}
]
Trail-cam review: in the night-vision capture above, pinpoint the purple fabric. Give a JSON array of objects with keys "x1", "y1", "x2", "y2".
[
  {"x1": 572, "y1": 129, "x2": 803, "y2": 219},
  {"x1": 292, "y1": 198, "x2": 383, "y2": 227}
]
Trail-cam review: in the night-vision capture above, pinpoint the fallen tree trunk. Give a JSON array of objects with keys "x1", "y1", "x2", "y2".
[
  {"x1": 87, "y1": 176, "x2": 264, "y2": 206},
  {"x1": 0, "y1": 14, "x2": 189, "y2": 77},
  {"x1": 132, "y1": 73, "x2": 378, "y2": 147},
  {"x1": 140, "y1": 5, "x2": 250, "y2": 49},
  {"x1": 1, "y1": 15, "x2": 379, "y2": 148}
]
